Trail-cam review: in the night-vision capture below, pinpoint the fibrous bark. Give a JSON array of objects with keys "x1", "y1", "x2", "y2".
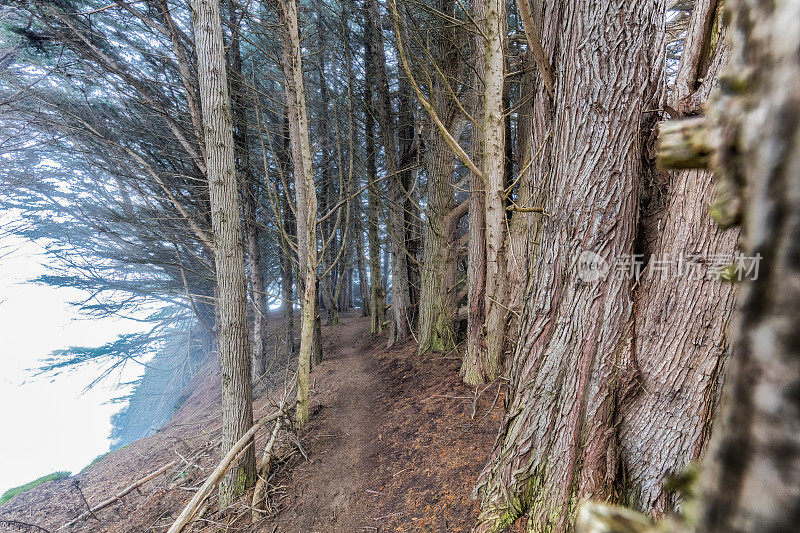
[
  {"x1": 461, "y1": 0, "x2": 509, "y2": 385},
  {"x1": 228, "y1": 3, "x2": 269, "y2": 377},
  {"x1": 417, "y1": 0, "x2": 464, "y2": 355},
  {"x1": 475, "y1": 1, "x2": 664, "y2": 528},
  {"x1": 276, "y1": 0, "x2": 318, "y2": 427},
  {"x1": 619, "y1": 12, "x2": 739, "y2": 514},
  {"x1": 363, "y1": 3, "x2": 386, "y2": 335},
  {"x1": 191, "y1": 0, "x2": 256, "y2": 506}
]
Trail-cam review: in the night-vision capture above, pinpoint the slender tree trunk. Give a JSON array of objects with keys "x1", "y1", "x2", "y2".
[
  {"x1": 397, "y1": 55, "x2": 420, "y2": 328},
  {"x1": 356, "y1": 234, "x2": 370, "y2": 315},
  {"x1": 277, "y1": 115, "x2": 296, "y2": 358},
  {"x1": 461, "y1": 0, "x2": 508, "y2": 385},
  {"x1": 503, "y1": 56, "x2": 534, "y2": 335},
  {"x1": 315, "y1": 0, "x2": 341, "y2": 327},
  {"x1": 475, "y1": 0, "x2": 664, "y2": 529},
  {"x1": 366, "y1": 0, "x2": 411, "y2": 343},
  {"x1": 363, "y1": 5, "x2": 386, "y2": 335},
  {"x1": 190, "y1": 0, "x2": 255, "y2": 506},
  {"x1": 228, "y1": 3, "x2": 269, "y2": 377},
  {"x1": 276, "y1": 0, "x2": 318, "y2": 427}
]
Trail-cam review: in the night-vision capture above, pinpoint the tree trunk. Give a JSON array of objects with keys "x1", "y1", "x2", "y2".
[
  {"x1": 619, "y1": 5, "x2": 739, "y2": 515},
  {"x1": 504, "y1": 47, "x2": 539, "y2": 338},
  {"x1": 418, "y1": 128, "x2": 460, "y2": 353},
  {"x1": 461, "y1": 0, "x2": 508, "y2": 385},
  {"x1": 363, "y1": 3, "x2": 386, "y2": 335},
  {"x1": 355, "y1": 196, "x2": 370, "y2": 316},
  {"x1": 228, "y1": 3, "x2": 269, "y2": 378},
  {"x1": 398, "y1": 53, "x2": 420, "y2": 329},
  {"x1": 416, "y1": 0, "x2": 465, "y2": 355},
  {"x1": 276, "y1": 0, "x2": 318, "y2": 427},
  {"x1": 366, "y1": 0, "x2": 411, "y2": 343},
  {"x1": 315, "y1": 0, "x2": 341, "y2": 327},
  {"x1": 190, "y1": 0, "x2": 256, "y2": 507},
  {"x1": 278, "y1": 115, "x2": 296, "y2": 358},
  {"x1": 475, "y1": 0, "x2": 664, "y2": 529}
]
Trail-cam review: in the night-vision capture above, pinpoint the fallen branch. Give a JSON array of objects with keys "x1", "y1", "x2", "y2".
[
  {"x1": 250, "y1": 416, "x2": 284, "y2": 521},
  {"x1": 166, "y1": 409, "x2": 285, "y2": 533},
  {"x1": 0, "y1": 519, "x2": 52, "y2": 533},
  {"x1": 58, "y1": 461, "x2": 177, "y2": 531}
]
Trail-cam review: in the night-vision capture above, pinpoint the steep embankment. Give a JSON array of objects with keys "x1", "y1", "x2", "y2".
[{"x1": 0, "y1": 313, "x2": 503, "y2": 532}]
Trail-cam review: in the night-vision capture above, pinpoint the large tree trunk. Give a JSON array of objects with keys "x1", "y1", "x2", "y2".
[
  {"x1": 618, "y1": 4, "x2": 739, "y2": 515},
  {"x1": 190, "y1": 0, "x2": 256, "y2": 507},
  {"x1": 475, "y1": 0, "x2": 664, "y2": 529},
  {"x1": 276, "y1": 0, "x2": 318, "y2": 427},
  {"x1": 417, "y1": 128, "x2": 462, "y2": 353},
  {"x1": 578, "y1": 0, "x2": 800, "y2": 529},
  {"x1": 416, "y1": 0, "x2": 464, "y2": 355},
  {"x1": 366, "y1": 0, "x2": 411, "y2": 343}
]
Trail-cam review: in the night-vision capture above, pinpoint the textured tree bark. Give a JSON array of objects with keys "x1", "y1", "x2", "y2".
[
  {"x1": 190, "y1": 0, "x2": 255, "y2": 507},
  {"x1": 503, "y1": 54, "x2": 536, "y2": 336},
  {"x1": 417, "y1": 0, "x2": 463, "y2": 355},
  {"x1": 475, "y1": 1, "x2": 664, "y2": 529},
  {"x1": 398, "y1": 53, "x2": 420, "y2": 328},
  {"x1": 621, "y1": 162, "x2": 738, "y2": 514},
  {"x1": 672, "y1": 0, "x2": 718, "y2": 115},
  {"x1": 619, "y1": 12, "x2": 739, "y2": 515},
  {"x1": 461, "y1": 0, "x2": 509, "y2": 385},
  {"x1": 276, "y1": 0, "x2": 318, "y2": 427},
  {"x1": 363, "y1": 3, "x2": 386, "y2": 335},
  {"x1": 366, "y1": 0, "x2": 411, "y2": 343},
  {"x1": 228, "y1": 3, "x2": 269, "y2": 377},
  {"x1": 694, "y1": 0, "x2": 800, "y2": 530},
  {"x1": 418, "y1": 129, "x2": 461, "y2": 353}
]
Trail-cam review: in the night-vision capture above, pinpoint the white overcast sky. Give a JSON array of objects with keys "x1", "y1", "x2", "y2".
[{"x1": 0, "y1": 234, "x2": 145, "y2": 495}]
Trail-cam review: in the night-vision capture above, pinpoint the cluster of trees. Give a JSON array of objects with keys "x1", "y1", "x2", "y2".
[{"x1": 1, "y1": 0, "x2": 797, "y2": 530}]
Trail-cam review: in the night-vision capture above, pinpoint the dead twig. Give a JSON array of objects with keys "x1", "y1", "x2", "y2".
[{"x1": 57, "y1": 461, "x2": 177, "y2": 531}]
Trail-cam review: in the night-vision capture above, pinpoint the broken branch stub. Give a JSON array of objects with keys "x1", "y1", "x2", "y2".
[{"x1": 657, "y1": 117, "x2": 713, "y2": 169}]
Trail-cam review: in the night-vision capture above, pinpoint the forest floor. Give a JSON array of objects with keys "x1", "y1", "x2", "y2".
[{"x1": 0, "y1": 313, "x2": 506, "y2": 532}]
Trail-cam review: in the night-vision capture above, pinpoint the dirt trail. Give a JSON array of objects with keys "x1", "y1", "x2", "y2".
[
  {"x1": 0, "y1": 312, "x2": 504, "y2": 532},
  {"x1": 272, "y1": 313, "x2": 505, "y2": 532},
  {"x1": 275, "y1": 314, "x2": 382, "y2": 530}
]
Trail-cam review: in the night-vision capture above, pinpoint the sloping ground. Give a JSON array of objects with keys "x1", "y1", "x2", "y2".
[{"x1": 0, "y1": 313, "x2": 504, "y2": 532}]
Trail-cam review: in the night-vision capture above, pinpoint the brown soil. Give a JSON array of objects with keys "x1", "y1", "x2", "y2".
[{"x1": 0, "y1": 313, "x2": 504, "y2": 532}]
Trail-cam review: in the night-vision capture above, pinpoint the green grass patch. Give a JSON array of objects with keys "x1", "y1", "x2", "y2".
[{"x1": 0, "y1": 471, "x2": 71, "y2": 506}]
